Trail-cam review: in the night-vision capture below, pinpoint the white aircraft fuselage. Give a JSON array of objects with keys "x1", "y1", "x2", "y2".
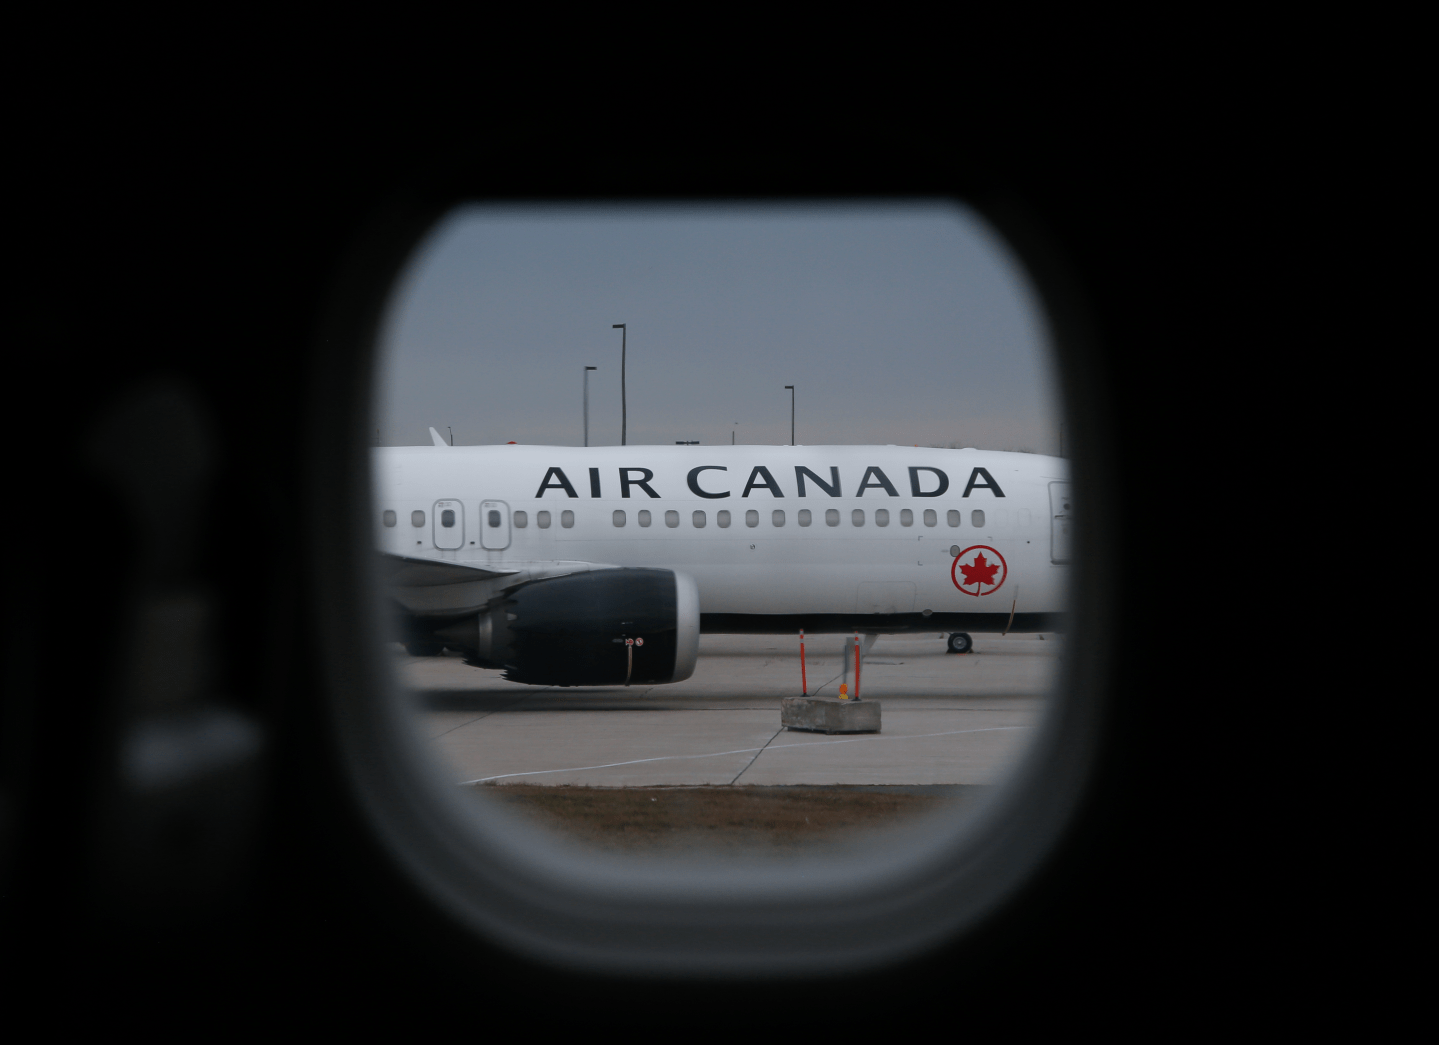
[{"x1": 374, "y1": 443, "x2": 1070, "y2": 684}]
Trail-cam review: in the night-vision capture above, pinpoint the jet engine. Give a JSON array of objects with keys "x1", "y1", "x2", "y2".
[{"x1": 438, "y1": 568, "x2": 700, "y2": 686}]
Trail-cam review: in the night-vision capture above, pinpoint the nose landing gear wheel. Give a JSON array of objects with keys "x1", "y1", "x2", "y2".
[{"x1": 946, "y1": 632, "x2": 973, "y2": 654}]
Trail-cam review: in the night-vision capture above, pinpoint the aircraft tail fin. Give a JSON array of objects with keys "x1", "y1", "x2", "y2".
[{"x1": 429, "y1": 427, "x2": 448, "y2": 447}]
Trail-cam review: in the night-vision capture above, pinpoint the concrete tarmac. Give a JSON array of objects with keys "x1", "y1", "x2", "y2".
[{"x1": 404, "y1": 633, "x2": 1058, "y2": 787}]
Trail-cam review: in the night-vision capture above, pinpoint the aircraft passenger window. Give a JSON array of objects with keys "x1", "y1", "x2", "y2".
[
  {"x1": 368, "y1": 200, "x2": 1072, "y2": 978},
  {"x1": 971, "y1": 509, "x2": 985, "y2": 528}
]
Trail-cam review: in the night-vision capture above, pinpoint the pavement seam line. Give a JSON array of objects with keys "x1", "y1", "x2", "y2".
[
  {"x1": 430, "y1": 691, "x2": 540, "y2": 738},
  {"x1": 459, "y1": 725, "x2": 1033, "y2": 785},
  {"x1": 728, "y1": 726, "x2": 785, "y2": 786}
]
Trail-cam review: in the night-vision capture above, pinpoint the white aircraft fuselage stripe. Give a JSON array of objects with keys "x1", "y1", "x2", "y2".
[{"x1": 374, "y1": 444, "x2": 1068, "y2": 621}]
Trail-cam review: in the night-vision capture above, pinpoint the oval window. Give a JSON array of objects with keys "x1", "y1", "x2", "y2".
[
  {"x1": 367, "y1": 200, "x2": 1074, "y2": 979},
  {"x1": 970, "y1": 509, "x2": 985, "y2": 528}
]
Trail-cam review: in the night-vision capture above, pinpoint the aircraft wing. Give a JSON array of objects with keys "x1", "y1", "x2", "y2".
[
  {"x1": 378, "y1": 554, "x2": 613, "y2": 616},
  {"x1": 378, "y1": 553, "x2": 522, "y2": 588}
]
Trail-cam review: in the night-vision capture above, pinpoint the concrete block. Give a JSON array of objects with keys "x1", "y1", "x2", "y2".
[{"x1": 781, "y1": 696, "x2": 881, "y2": 735}]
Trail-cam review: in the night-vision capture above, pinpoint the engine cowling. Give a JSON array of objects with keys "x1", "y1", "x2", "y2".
[{"x1": 451, "y1": 568, "x2": 699, "y2": 686}]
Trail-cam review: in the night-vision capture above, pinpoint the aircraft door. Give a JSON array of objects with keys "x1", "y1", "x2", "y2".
[
  {"x1": 434, "y1": 499, "x2": 464, "y2": 550},
  {"x1": 1048, "y1": 482, "x2": 1072, "y2": 564},
  {"x1": 480, "y1": 500, "x2": 511, "y2": 550}
]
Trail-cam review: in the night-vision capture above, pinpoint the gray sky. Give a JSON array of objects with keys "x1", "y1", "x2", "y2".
[{"x1": 375, "y1": 202, "x2": 1061, "y2": 451}]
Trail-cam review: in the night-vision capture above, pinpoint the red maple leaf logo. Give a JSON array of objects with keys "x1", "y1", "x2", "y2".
[{"x1": 959, "y1": 552, "x2": 1001, "y2": 589}]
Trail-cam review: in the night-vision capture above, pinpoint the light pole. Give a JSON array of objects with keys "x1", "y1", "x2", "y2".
[
  {"x1": 447, "y1": 426, "x2": 454, "y2": 446},
  {"x1": 732, "y1": 422, "x2": 738, "y2": 445},
  {"x1": 583, "y1": 366, "x2": 597, "y2": 446},
  {"x1": 612, "y1": 324, "x2": 627, "y2": 446},
  {"x1": 784, "y1": 386, "x2": 795, "y2": 446}
]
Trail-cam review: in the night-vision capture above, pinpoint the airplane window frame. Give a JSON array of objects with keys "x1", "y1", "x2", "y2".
[{"x1": 308, "y1": 194, "x2": 1114, "y2": 980}]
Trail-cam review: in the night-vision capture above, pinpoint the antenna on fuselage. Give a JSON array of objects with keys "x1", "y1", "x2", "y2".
[{"x1": 429, "y1": 427, "x2": 448, "y2": 447}]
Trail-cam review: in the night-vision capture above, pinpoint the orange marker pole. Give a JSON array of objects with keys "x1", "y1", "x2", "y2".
[
  {"x1": 853, "y1": 631, "x2": 861, "y2": 701},
  {"x1": 799, "y1": 629, "x2": 808, "y2": 696}
]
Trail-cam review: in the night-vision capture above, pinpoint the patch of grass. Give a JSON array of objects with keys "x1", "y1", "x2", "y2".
[{"x1": 474, "y1": 784, "x2": 972, "y2": 851}]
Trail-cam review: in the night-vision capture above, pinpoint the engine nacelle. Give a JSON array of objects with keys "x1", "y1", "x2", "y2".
[{"x1": 450, "y1": 568, "x2": 700, "y2": 686}]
